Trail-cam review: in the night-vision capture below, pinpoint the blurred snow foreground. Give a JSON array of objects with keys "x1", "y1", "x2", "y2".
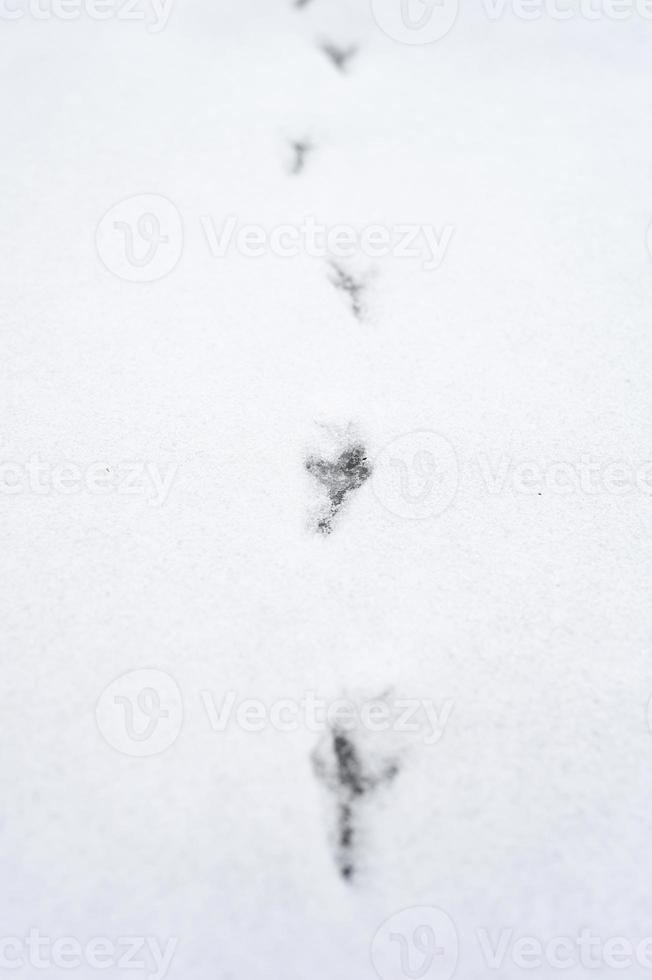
[{"x1": 2, "y1": 0, "x2": 652, "y2": 977}]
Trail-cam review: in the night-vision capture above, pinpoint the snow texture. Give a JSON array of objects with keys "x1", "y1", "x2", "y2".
[{"x1": 2, "y1": 0, "x2": 652, "y2": 978}]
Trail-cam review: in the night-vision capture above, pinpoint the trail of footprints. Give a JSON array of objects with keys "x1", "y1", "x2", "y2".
[
  {"x1": 289, "y1": 1, "x2": 369, "y2": 319},
  {"x1": 290, "y1": 1, "x2": 400, "y2": 883}
]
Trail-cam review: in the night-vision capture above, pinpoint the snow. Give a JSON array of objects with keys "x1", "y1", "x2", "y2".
[{"x1": 2, "y1": 1, "x2": 652, "y2": 977}]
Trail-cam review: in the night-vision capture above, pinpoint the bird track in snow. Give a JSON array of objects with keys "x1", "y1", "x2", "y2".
[
  {"x1": 328, "y1": 261, "x2": 366, "y2": 320},
  {"x1": 320, "y1": 42, "x2": 358, "y2": 72},
  {"x1": 312, "y1": 719, "x2": 400, "y2": 882},
  {"x1": 289, "y1": 139, "x2": 313, "y2": 175},
  {"x1": 305, "y1": 438, "x2": 371, "y2": 535}
]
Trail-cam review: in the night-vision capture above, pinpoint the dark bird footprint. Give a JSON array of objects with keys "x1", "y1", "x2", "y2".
[
  {"x1": 289, "y1": 139, "x2": 313, "y2": 175},
  {"x1": 320, "y1": 41, "x2": 358, "y2": 72},
  {"x1": 329, "y1": 261, "x2": 365, "y2": 319},
  {"x1": 312, "y1": 721, "x2": 400, "y2": 881},
  {"x1": 306, "y1": 440, "x2": 371, "y2": 534}
]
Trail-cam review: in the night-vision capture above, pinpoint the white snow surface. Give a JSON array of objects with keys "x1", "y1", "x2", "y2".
[{"x1": 2, "y1": 1, "x2": 652, "y2": 977}]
